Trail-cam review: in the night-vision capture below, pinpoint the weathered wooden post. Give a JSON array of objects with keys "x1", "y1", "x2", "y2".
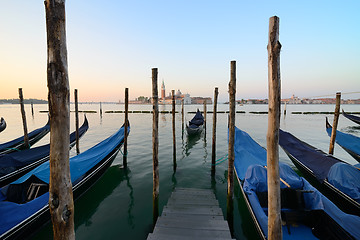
[
  {"x1": 100, "y1": 102, "x2": 103, "y2": 117},
  {"x1": 211, "y1": 87, "x2": 219, "y2": 176},
  {"x1": 44, "y1": 0, "x2": 75, "y2": 239},
  {"x1": 172, "y1": 90, "x2": 177, "y2": 172},
  {"x1": 18, "y1": 88, "x2": 29, "y2": 148},
  {"x1": 227, "y1": 61, "x2": 236, "y2": 233},
  {"x1": 284, "y1": 102, "x2": 287, "y2": 115},
  {"x1": 31, "y1": 101, "x2": 34, "y2": 117},
  {"x1": 181, "y1": 99, "x2": 184, "y2": 136},
  {"x1": 74, "y1": 89, "x2": 80, "y2": 155},
  {"x1": 204, "y1": 100, "x2": 207, "y2": 130},
  {"x1": 152, "y1": 68, "x2": 159, "y2": 224},
  {"x1": 123, "y1": 88, "x2": 129, "y2": 168},
  {"x1": 267, "y1": 16, "x2": 282, "y2": 240},
  {"x1": 329, "y1": 92, "x2": 341, "y2": 155}
]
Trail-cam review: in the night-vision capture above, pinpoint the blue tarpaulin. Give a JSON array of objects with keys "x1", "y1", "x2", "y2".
[
  {"x1": 234, "y1": 127, "x2": 360, "y2": 240},
  {"x1": 326, "y1": 124, "x2": 360, "y2": 161},
  {"x1": 0, "y1": 120, "x2": 50, "y2": 152},
  {"x1": 188, "y1": 109, "x2": 204, "y2": 127},
  {"x1": 0, "y1": 124, "x2": 128, "y2": 236},
  {"x1": 0, "y1": 118, "x2": 88, "y2": 178}
]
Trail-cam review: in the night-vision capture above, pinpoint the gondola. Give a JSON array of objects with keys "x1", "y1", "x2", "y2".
[
  {"x1": 0, "y1": 122, "x2": 130, "y2": 240},
  {"x1": 0, "y1": 116, "x2": 89, "y2": 187},
  {"x1": 279, "y1": 129, "x2": 360, "y2": 217},
  {"x1": 326, "y1": 117, "x2": 360, "y2": 163},
  {"x1": 234, "y1": 127, "x2": 360, "y2": 240},
  {"x1": 0, "y1": 119, "x2": 50, "y2": 155},
  {"x1": 186, "y1": 109, "x2": 204, "y2": 135},
  {"x1": 0, "y1": 117, "x2": 6, "y2": 133},
  {"x1": 342, "y1": 109, "x2": 360, "y2": 125}
]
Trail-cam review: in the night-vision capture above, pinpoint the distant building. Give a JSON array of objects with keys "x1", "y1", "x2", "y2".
[
  {"x1": 191, "y1": 97, "x2": 212, "y2": 104},
  {"x1": 161, "y1": 81, "x2": 165, "y2": 100}
]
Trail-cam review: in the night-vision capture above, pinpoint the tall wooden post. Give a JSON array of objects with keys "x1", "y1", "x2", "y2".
[
  {"x1": 152, "y1": 68, "x2": 159, "y2": 224},
  {"x1": 18, "y1": 88, "x2": 29, "y2": 148},
  {"x1": 45, "y1": 1, "x2": 74, "y2": 239},
  {"x1": 172, "y1": 90, "x2": 177, "y2": 172},
  {"x1": 123, "y1": 88, "x2": 129, "y2": 168},
  {"x1": 227, "y1": 61, "x2": 236, "y2": 233},
  {"x1": 74, "y1": 89, "x2": 80, "y2": 155},
  {"x1": 31, "y1": 102, "x2": 34, "y2": 117},
  {"x1": 284, "y1": 102, "x2": 287, "y2": 115},
  {"x1": 100, "y1": 102, "x2": 103, "y2": 117},
  {"x1": 329, "y1": 92, "x2": 341, "y2": 155},
  {"x1": 211, "y1": 87, "x2": 219, "y2": 176},
  {"x1": 267, "y1": 16, "x2": 282, "y2": 240},
  {"x1": 203, "y1": 100, "x2": 207, "y2": 130},
  {"x1": 181, "y1": 99, "x2": 184, "y2": 136}
]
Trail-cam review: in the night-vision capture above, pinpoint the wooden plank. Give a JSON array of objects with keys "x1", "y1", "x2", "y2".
[
  {"x1": 161, "y1": 212, "x2": 224, "y2": 221},
  {"x1": 151, "y1": 227, "x2": 232, "y2": 239},
  {"x1": 170, "y1": 192, "x2": 216, "y2": 200},
  {"x1": 162, "y1": 206, "x2": 223, "y2": 216},
  {"x1": 156, "y1": 217, "x2": 229, "y2": 231},
  {"x1": 167, "y1": 198, "x2": 219, "y2": 206},
  {"x1": 147, "y1": 232, "x2": 232, "y2": 240}
]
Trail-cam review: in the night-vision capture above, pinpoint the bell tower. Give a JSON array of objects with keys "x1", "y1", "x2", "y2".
[{"x1": 161, "y1": 80, "x2": 165, "y2": 99}]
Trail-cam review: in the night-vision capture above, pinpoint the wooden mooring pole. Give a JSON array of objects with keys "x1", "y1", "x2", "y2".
[
  {"x1": 204, "y1": 100, "x2": 207, "y2": 130},
  {"x1": 267, "y1": 16, "x2": 282, "y2": 240},
  {"x1": 74, "y1": 89, "x2": 80, "y2": 155},
  {"x1": 181, "y1": 99, "x2": 184, "y2": 136},
  {"x1": 329, "y1": 92, "x2": 341, "y2": 155},
  {"x1": 284, "y1": 102, "x2": 287, "y2": 115},
  {"x1": 18, "y1": 88, "x2": 29, "y2": 148},
  {"x1": 227, "y1": 61, "x2": 236, "y2": 234},
  {"x1": 44, "y1": 0, "x2": 75, "y2": 239},
  {"x1": 152, "y1": 68, "x2": 159, "y2": 224},
  {"x1": 31, "y1": 101, "x2": 34, "y2": 117},
  {"x1": 172, "y1": 90, "x2": 177, "y2": 172},
  {"x1": 100, "y1": 102, "x2": 103, "y2": 117},
  {"x1": 211, "y1": 87, "x2": 219, "y2": 176},
  {"x1": 123, "y1": 88, "x2": 129, "y2": 168}
]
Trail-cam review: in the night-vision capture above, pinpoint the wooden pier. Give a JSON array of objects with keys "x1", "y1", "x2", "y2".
[{"x1": 147, "y1": 188, "x2": 233, "y2": 240}]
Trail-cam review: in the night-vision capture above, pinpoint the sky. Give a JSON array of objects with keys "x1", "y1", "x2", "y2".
[{"x1": 0, "y1": 1, "x2": 359, "y2": 103}]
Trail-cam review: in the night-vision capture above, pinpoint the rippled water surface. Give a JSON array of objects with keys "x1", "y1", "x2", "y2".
[{"x1": 1, "y1": 103, "x2": 359, "y2": 239}]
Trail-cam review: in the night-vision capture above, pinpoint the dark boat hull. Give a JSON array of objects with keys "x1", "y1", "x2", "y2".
[
  {"x1": 282, "y1": 148, "x2": 360, "y2": 216},
  {"x1": 342, "y1": 109, "x2": 360, "y2": 125},
  {"x1": 0, "y1": 128, "x2": 49, "y2": 155},
  {"x1": 0, "y1": 118, "x2": 6, "y2": 133},
  {"x1": 235, "y1": 169, "x2": 266, "y2": 240},
  {"x1": 1, "y1": 143, "x2": 122, "y2": 240}
]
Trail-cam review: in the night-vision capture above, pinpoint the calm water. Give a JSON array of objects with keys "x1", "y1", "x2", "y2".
[{"x1": 1, "y1": 103, "x2": 359, "y2": 240}]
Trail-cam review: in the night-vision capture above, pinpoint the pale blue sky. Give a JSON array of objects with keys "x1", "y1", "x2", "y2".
[{"x1": 0, "y1": 1, "x2": 359, "y2": 102}]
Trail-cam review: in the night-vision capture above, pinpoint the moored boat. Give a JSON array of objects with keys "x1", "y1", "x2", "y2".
[
  {"x1": 0, "y1": 117, "x2": 6, "y2": 133},
  {"x1": 0, "y1": 122, "x2": 129, "y2": 240},
  {"x1": 0, "y1": 116, "x2": 89, "y2": 187},
  {"x1": 0, "y1": 119, "x2": 50, "y2": 155},
  {"x1": 342, "y1": 109, "x2": 360, "y2": 125},
  {"x1": 326, "y1": 117, "x2": 360, "y2": 163},
  {"x1": 279, "y1": 129, "x2": 360, "y2": 217},
  {"x1": 234, "y1": 127, "x2": 360, "y2": 240},
  {"x1": 186, "y1": 109, "x2": 204, "y2": 135}
]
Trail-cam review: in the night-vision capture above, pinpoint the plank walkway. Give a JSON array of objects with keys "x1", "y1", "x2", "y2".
[{"x1": 147, "y1": 188, "x2": 233, "y2": 240}]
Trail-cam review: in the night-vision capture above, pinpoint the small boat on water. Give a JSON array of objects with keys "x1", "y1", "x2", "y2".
[
  {"x1": 326, "y1": 117, "x2": 360, "y2": 163},
  {"x1": 0, "y1": 116, "x2": 89, "y2": 187},
  {"x1": 0, "y1": 117, "x2": 6, "y2": 133},
  {"x1": 0, "y1": 122, "x2": 129, "y2": 240},
  {"x1": 342, "y1": 109, "x2": 360, "y2": 125},
  {"x1": 234, "y1": 127, "x2": 360, "y2": 240},
  {"x1": 0, "y1": 119, "x2": 50, "y2": 155},
  {"x1": 279, "y1": 129, "x2": 360, "y2": 217},
  {"x1": 186, "y1": 109, "x2": 204, "y2": 135}
]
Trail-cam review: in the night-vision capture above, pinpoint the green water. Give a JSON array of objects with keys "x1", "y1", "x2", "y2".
[{"x1": 1, "y1": 103, "x2": 359, "y2": 239}]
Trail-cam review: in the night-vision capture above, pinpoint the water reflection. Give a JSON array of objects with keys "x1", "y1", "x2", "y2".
[
  {"x1": 184, "y1": 133, "x2": 202, "y2": 157},
  {"x1": 74, "y1": 165, "x2": 134, "y2": 230}
]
